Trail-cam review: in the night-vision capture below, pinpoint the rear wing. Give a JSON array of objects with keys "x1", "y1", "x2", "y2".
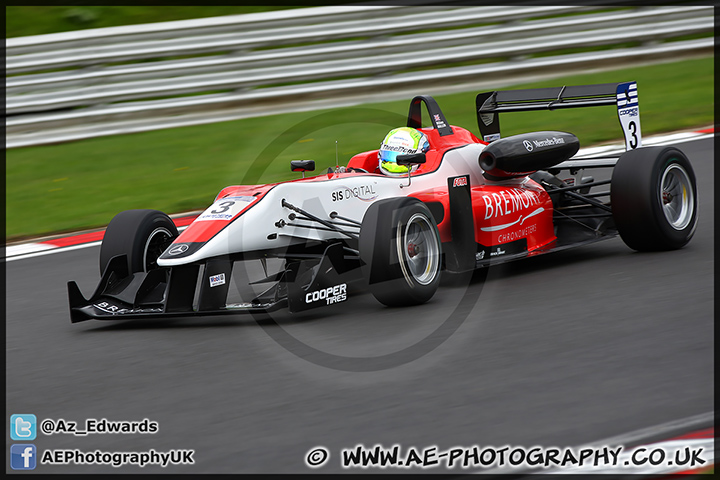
[{"x1": 476, "y1": 82, "x2": 641, "y2": 151}]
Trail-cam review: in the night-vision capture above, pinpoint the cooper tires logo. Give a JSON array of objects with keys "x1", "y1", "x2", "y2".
[
  {"x1": 305, "y1": 284, "x2": 347, "y2": 305},
  {"x1": 523, "y1": 140, "x2": 534, "y2": 152},
  {"x1": 167, "y1": 244, "x2": 189, "y2": 255}
]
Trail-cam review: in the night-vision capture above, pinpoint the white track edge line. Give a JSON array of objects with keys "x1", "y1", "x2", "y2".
[
  {"x1": 5, "y1": 225, "x2": 189, "y2": 262},
  {"x1": 477, "y1": 410, "x2": 714, "y2": 475}
]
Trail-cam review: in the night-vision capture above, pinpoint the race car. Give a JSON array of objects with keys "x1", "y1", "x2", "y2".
[{"x1": 68, "y1": 81, "x2": 698, "y2": 322}]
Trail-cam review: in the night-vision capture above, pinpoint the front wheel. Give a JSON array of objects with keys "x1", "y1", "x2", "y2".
[
  {"x1": 99, "y1": 209, "x2": 178, "y2": 275},
  {"x1": 611, "y1": 146, "x2": 698, "y2": 251},
  {"x1": 359, "y1": 197, "x2": 442, "y2": 307}
]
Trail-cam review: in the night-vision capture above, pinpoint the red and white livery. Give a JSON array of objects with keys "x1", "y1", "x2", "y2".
[{"x1": 68, "y1": 83, "x2": 698, "y2": 322}]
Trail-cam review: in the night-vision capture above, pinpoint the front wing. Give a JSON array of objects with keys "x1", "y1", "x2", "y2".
[{"x1": 68, "y1": 242, "x2": 360, "y2": 322}]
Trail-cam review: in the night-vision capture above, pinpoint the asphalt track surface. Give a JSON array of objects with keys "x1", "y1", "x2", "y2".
[{"x1": 5, "y1": 138, "x2": 713, "y2": 474}]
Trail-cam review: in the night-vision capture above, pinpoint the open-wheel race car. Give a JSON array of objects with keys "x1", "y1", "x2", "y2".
[{"x1": 68, "y1": 81, "x2": 698, "y2": 322}]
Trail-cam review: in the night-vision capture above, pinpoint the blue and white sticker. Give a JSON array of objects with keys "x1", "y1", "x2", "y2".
[
  {"x1": 197, "y1": 196, "x2": 256, "y2": 222},
  {"x1": 616, "y1": 82, "x2": 641, "y2": 150},
  {"x1": 209, "y1": 273, "x2": 226, "y2": 288},
  {"x1": 483, "y1": 133, "x2": 501, "y2": 143}
]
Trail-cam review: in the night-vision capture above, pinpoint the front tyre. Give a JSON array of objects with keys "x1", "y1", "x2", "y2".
[
  {"x1": 611, "y1": 146, "x2": 697, "y2": 251},
  {"x1": 99, "y1": 209, "x2": 178, "y2": 275},
  {"x1": 360, "y1": 197, "x2": 442, "y2": 307}
]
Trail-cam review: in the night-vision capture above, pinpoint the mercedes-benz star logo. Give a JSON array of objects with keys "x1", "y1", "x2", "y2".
[{"x1": 168, "y1": 244, "x2": 189, "y2": 255}]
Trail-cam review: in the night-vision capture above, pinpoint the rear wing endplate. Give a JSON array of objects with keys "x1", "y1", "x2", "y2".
[{"x1": 476, "y1": 82, "x2": 641, "y2": 151}]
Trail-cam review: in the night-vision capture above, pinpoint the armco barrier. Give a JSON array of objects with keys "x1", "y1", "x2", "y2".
[{"x1": 5, "y1": 4, "x2": 714, "y2": 148}]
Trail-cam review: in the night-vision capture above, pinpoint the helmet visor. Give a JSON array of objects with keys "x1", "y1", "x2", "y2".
[{"x1": 378, "y1": 149, "x2": 403, "y2": 164}]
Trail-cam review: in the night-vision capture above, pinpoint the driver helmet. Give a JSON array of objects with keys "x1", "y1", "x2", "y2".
[{"x1": 378, "y1": 127, "x2": 430, "y2": 176}]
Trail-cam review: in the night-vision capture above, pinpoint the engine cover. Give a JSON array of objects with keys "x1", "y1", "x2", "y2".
[{"x1": 479, "y1": 131, "x2": 579, "y2": 180}]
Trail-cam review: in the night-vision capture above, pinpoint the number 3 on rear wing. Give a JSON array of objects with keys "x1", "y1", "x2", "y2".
[{"x1": 476, "y1": 82, "x2": 642, "y2": 151}]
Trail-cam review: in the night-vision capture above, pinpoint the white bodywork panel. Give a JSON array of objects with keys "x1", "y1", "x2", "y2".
[{"x1": 157, "y1": 143, "x2": 487, "y2": 266}]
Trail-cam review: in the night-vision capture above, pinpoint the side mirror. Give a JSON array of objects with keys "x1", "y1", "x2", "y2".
[
  {"x1": 396, "y1": 153, "x2": 426, "y2": 189},
  {"x1": 291, "y1": 160, "x2": 315, "y2": 178},
  {"x1": 396, "y1": 153, "x2": 426, "y2": 166}
]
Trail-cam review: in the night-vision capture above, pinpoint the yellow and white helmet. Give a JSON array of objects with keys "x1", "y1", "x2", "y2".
[{"x1": 378, "y1": 127, "x2": 430, "y2": 176}]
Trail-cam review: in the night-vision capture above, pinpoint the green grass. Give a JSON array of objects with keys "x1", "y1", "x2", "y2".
[
  {"x1": 5, "y1": 6, "x2": 306, "y2": 38},
  {"x1": 5, "y1": 56, "x2": 713, "y2": 241}
]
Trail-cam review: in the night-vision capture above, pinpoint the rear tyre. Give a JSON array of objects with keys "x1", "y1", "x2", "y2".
[
  {"x1": 360, "y1": 197, "x2": 442, "y2": 306},
  {"x1": 99, "y1": 209, "x2": 178, "y2": 275},
  {"x1": 611, "y1": 146, "x2": 697, "y2": 251}
]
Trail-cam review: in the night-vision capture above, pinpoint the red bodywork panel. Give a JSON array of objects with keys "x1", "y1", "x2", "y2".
[
  {"x1": 412, "y1": 179, "x2": 555, "y2": 251},
  {"x1": 470, "y1": 180, "x2": 555, "y2": 250}
]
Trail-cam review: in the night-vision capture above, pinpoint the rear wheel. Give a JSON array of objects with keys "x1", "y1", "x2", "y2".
[
  {"x1": 360, "y1": 197, "x2": 442, "y2": 306},
  {"x1": 99, "y1": 209, "x2": 178, "y2": 275},
  {"x1": 611, "y1": 146, "x2": 697, "y2": 251}
]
